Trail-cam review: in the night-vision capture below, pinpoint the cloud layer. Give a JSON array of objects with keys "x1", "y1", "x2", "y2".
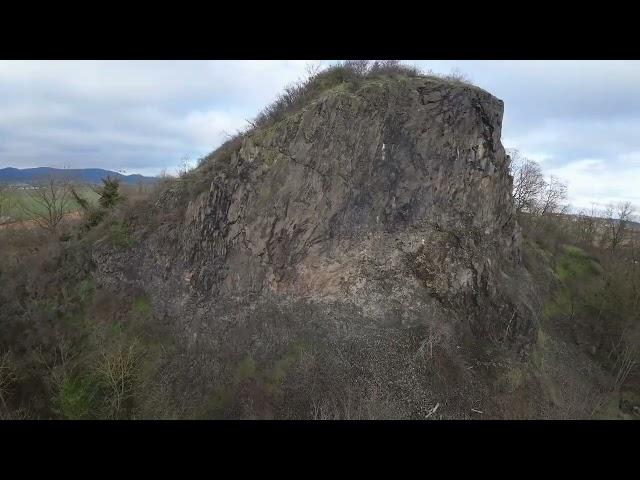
[
  {"x1": 0, "y1": 60, "x2": 638, "y2": 209},
  {"x1": 0, "y1": 60, "x2": 310, "y2": 175}
]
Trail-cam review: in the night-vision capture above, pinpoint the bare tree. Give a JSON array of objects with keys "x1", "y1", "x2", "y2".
[
  {"x1": 177, "y1": 156, "x2": 196, "y2": 178},
  {"x1": 538, "y1": 175, "x2": 568, "y2": 215},
  {"x1": 575, "y1": 204, "x2": 599, "y2": 246},
  {"x1": 603, "y1": 201, "x2": 635, "y2": 253},
  {"x1": 508, "y1": 150, "x2": 568, "y2": 216},
  {"x1": 20, "y1": 176, "x2": 73, "y2": 235},
  {"x1": 508, "y1": 149, "x2": 546, "y2": 214}
]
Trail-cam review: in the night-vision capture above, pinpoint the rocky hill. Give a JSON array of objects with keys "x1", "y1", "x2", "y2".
[
  {"x1": 2, "y1": 64, "x2": 637, "y2": 420},
  {"x1": 89, "y1": 72, "x2": 540, "y2": 418}
]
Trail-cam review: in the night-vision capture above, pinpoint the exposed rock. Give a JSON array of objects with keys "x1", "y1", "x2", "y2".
[{"x1": 92, "y1": 75, "x2": 539, "y2": 418}]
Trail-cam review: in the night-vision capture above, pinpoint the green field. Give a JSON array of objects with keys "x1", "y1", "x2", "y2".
[{"x1": 0, "y1": 186, "x2": 99, "y2": 222}]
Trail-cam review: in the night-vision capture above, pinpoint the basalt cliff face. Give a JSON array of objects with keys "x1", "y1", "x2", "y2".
[{"x1": 93, "y1": 76, "x2": 539, "y2": 418}]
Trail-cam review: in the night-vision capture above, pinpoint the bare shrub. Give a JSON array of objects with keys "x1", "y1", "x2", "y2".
[
  {"x1": 368, "y1": 60, "x2": 422, "y2": 77},
  {"x1": 304, "y1": 61, "x2": 323, "y2": 78},
  {"x1": 0, "y1": 350, "x2": 17, "y2": 413},
  {"x1": 96, "y1": 338, "x2": 143, "y2": 419},
  {"x1": 33, "y1": 336, "x2": 77, "y2": 399},
  {"x1": 609, "y1": 335, "x2": 639, "y2": 389},
  {"x1": 443, "y1": 68, "x2": 473, "y2": 84},
  {"x1": 416, "y1": 323, "x2": 447, "y2": 361}
]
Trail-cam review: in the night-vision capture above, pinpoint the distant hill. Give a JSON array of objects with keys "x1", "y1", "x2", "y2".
[{"x1": 0, "y1": 167, "x2": 158, "y2": 185}]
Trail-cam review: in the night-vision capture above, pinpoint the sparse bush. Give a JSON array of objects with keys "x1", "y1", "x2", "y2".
[
  {"x1": 443, "y1": 68, "x2": 473, "y2": 84},
  {"x1": 96, "y1": 337, "x2": 144, "y2": 419},
  {"x1": 610, "y1": 338, "x2": 638, "y2": 389},
  {"x1": 416, "y1": 323, "x2": 448, "y2": 361},
  {"x1": 343, "y1": 59, "x2": 371, "y2": 76},
  {"x1": 0, "y1": 350, "x2": 17, "y2": 414}
]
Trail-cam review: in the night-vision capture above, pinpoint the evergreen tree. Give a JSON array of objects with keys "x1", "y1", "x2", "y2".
[{"x1": 98, "y1": 176, "x2": 123, "y2": 209}]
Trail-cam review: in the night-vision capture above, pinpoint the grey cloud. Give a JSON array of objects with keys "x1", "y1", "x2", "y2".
[{"x1": 0, "y1": 61, "x2": 311, "y2": 174}]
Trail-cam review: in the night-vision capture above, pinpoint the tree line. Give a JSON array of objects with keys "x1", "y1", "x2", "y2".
[
  {"x1": 510, "y1": 149, "x2": 639, "y2": 402},
  {"x1": 509, "y1": 149, "x2": 637, "y2": 253}
]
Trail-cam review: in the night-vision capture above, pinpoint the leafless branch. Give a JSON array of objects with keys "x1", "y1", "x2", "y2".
[{"x1": 19, "y1": 175, "x2": 73, "y2": 235}]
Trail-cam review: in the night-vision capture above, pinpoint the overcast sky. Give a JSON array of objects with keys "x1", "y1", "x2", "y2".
[{"x1": 0, "y1": 60, "x2": 638, "y2": 210}]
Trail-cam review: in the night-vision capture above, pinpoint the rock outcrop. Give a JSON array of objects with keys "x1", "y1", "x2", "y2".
[{"x1": 92, "y1": 74, "x2": 538, "y2": 418}]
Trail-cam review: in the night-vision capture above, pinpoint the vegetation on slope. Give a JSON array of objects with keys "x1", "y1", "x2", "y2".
[
  {"x1": 190, "y1": 61, "x2": 473, "y2": 176},
  {"x1": 0, "y1": 62, "x2": 638, "y2": 419}
]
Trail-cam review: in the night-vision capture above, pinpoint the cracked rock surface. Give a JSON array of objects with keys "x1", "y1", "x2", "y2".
[{"x1": 92, "y1": 75, "x2": 539, "y2": 418}]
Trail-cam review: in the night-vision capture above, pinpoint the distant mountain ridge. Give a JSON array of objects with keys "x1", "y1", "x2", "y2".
[{"x1": 0, "y1": 167, "x2": 157, "y2": 185}]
